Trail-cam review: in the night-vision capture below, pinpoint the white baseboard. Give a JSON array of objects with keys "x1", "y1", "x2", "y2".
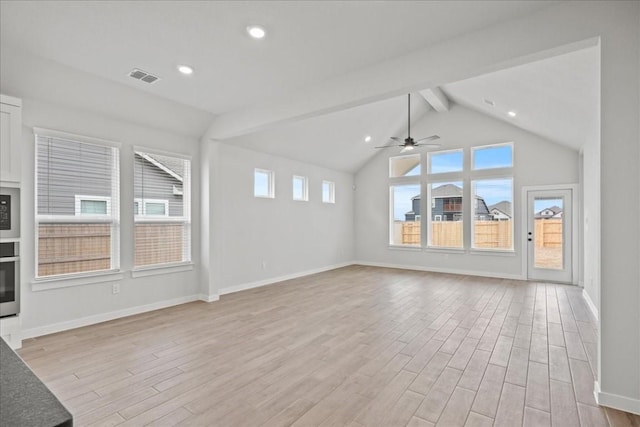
[
  {"x1": 354, "y1": 260, "x2": 525, "y2": 281},
  {"x1": 582, "y1": 288, "x2": 599, "y2": 321},
  {"x1": 594, "y1": 381, "x2": 640, "y2": 415},
  {"x1": 198, "y1": 293, "x2": 220, "y2": 303},
  {"x1": 21, "y1": 295, "x2": 200, "y2": 340},
  {"x1": 219, "y1": 262, "x2": 355, "y2": 296}
]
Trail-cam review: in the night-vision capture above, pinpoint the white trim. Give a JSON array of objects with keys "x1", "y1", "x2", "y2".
[
  {"x1": 198, "y1": 293, "x2": 220, "y2": 303},
  {"x1": 21, "y1": 295, "x2": 199, "y2": 340},
  {"x1": 355, "y1": 260, "x2": 525, "y2": 281},
  {"x1": 31, "y1": 271, "x2": 124, "y2": 291},
  {"x1": 219, "y1": 262, "x2": 354, "y2": 296},
  {"x1": 0, "y1": 94, "x2": 22, "y2": 108},
  {"x1": 131, "y1": 262, "x2": 194, "y2": 278},
  {"x1": 582, "y1": 288, "x2": 599, "y2": 321},
  {"x1": 594, "y1": 381, "x2": 640, "y2": 415}
]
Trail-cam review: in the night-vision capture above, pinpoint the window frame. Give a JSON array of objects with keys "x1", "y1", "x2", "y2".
[
  {"x1": 471, "y1": 177, "x2": 514, "y2": 251},
  {"x1": 34, "y1": 128, "x2": 121, "y2": 280},
  {"x1": 389, "y1": 153, "x2": 421, "y2": 178},
  {"x1": 74, "y1": 195, "x2": 111, "y2": 216},
  {"x1": 134, "y1": 198, "x2": 170, "y2": 217},
  {"x1": 471, "y1": 142, "x2": 514, "y2": 171},
  {"x1": 426, "y1": 180, "x2": 465, "y2": 249},
  {"x1": 292, "y1": 175, "x2": 309, "y2": 201},
  {"x1": 254, "y1": 168, "x2": 275, "y2": 199},
  {"x1": 133, "y1": 147, "x2": 192, "y2": 270},
  {"x1": 322, "y1": 180, "x2": 335, "y2": 204},
  {"x1": 427, "y1": 148, "x2": 464, "y2": 175}
]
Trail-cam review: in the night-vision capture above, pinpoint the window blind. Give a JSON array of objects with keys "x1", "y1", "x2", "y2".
[
  {"x1": 134, "y1": 149, "x2": 191, "y2": 268},
  {"x1": 35, "y1": 132, "x2": 120, "y2": 278}
]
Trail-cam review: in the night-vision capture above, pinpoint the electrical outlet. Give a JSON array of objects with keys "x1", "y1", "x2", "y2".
[{"x1": 112, "y1": 283, "x2": 120, "y2": 295}]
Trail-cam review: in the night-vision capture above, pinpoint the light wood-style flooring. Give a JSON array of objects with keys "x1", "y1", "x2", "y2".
[{"x1": 18, "y1": 266, "x2": 640, "y2": 426}]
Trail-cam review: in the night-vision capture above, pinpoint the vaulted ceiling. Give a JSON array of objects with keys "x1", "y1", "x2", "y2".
[{"x1": 1, "y1": 1, "x2": 597, "y2": 173}]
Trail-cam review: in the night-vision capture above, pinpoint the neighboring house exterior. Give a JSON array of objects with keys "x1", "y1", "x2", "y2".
[
  {"x1": 488, "y1": 201, "x2": 512, "y2": 221},
  {"x1": 404, "y1": 183, "x2": 491, "y2": 221},
  {"x1": 36, "y1": 140, "x2": 183, "y2": 217},
  {"x1": 535, "y1": 205, "x2": 562, "y2": 219}
]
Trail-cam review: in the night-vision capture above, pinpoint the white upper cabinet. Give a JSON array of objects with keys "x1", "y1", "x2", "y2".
[{"x1": 0, "y1": 95, "x2": 22, "y2": 185}]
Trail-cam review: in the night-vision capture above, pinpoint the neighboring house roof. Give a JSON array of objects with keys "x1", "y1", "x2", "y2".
[
  {"x1": 432, "y1": 183, "x2": 463, "y2": 198},
  {"x1": 136, "y1": 153, "x2": 184, "y2": 182},
  {"x1": 535, "y1": 205, "x2": 562, "y2": 218},
  {"x1": 489, "y1": 201, "x2": 512, "y2": 218}
]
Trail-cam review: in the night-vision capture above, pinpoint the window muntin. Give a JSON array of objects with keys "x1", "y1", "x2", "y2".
[
  {"x1": 254, "y1": 169, "x2": 274, "y2": 198},
  {"x1": 292, "y1": 175, "x2": 308, "y2": 201},
  {"x1": 428, "y1": 150, "x2": 463, "y2": 174},
  {"x1": 390, "y1": 154, "x2": 421, "y2": 177},
  {"x1": 134, "y1": 150, "x2": 191, "y2": 268},
  {"x1": 322, "y1": 180, "x2": 335, "y2": 203},
  {"x1": 427, "y1": 181, "x2": 463, "y2": 248},
  {"x1": 390, "y1": 184, "x2": 421, "y2": 246},
  {"x1": 36, "y1": 133, "x2": 120, "y2": 278},
  {"x1": 472, "y1": 178, "x2": 514, "y2": 250},
  {"x1": 472, "y1": 143, "x2": 513, "y2": 170}
]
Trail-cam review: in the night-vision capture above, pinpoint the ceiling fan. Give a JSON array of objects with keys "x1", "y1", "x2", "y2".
[{"x1": 375, "y1": 93, "x2": 441, "y2": 152}]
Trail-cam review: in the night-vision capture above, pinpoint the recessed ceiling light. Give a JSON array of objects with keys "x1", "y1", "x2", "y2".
[
  {"x1": 364, "y1": 135, "x2": 372, "y2": 142},
  {"x1": 508, "y1": 111, "x2": 517, "y2": 117},
  {"x1": 177, "y1": 65, "x2": 194, "y2": 75},
  {"x1": 247, "y1": 25, "x2": 266, "y2": 39}
]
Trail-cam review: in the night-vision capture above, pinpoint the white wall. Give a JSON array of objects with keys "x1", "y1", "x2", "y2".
[
  {"x1": 17, "y1": 98, "x2": 202, "y2": 337},
  {"x1": 202, "y1": 142, "x2": 354, "y2": 295},
  {"x1": 355, "y1": 104, "x2": 579, "y2": 278}
]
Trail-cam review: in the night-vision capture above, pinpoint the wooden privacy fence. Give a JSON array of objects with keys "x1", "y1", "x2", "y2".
[
  {"x1": 38, "y1": 223, "x2": 184, "y2": 277},
  {"x1": 399, "y1": 218, "x2": 562, "y2": 249}
]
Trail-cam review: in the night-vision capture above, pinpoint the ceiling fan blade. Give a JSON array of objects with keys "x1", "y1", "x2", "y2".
[
  {"x1": 374, "y1": 144, "x2": 402, "y2": 149},
  {"x1": 415, "y1": 143, "x2": 442, "y2": 148},
  {"x1": 389, "y1": 137, "x2": 403, "y2": 141},
  {"x1": 415, "y1": 135, "x2": 440, "y2": 142}
]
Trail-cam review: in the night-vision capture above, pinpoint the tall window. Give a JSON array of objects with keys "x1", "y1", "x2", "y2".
[
  {"x1": 389, "y1": 155, "x2": 421, "y2": 246},
  {"x1": 35, "y1": 130, "x2": 120, "y2": 278},
  {"x1": 427, "y1": 181, "x2": 464, "y2": 248},
  {"x1": 134, "y1": 150, "x2": 191, "y2": 268},
  {"x1": 322, "y1": 180, "x2": 335, "y2": 203},
  {"x1": 292, "y1": 175, "x2": 308, "y2": 201},
  {"x1": 472, "y1": 178, "x2": 513, "y2": 250}
]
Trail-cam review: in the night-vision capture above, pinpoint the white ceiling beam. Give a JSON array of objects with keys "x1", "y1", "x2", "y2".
[
  {"x1": 419, "y1": 87, "x2": 450, "y2": 112},
  {"x1": 203, "y1": 3, "x2": 600, "y2": 141}
]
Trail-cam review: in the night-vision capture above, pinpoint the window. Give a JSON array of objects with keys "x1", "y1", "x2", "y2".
[
  {"x1": 427, "y1": 181, "x2": 463, "y2": 248},
  {"x1": 35, "y1": 130, "x2": 120, "y2": 278},
  {"x1": 472, "y1": 143, "x2": 513, "y2": 170},
  {"x1": 75, "y1": 195, "x2": 110, "y2": 215},
  {"x1": 254, "y1": 169, "x2": 274, "y2": 198},
  {"x1": 428, "y1": 149, "x2": 463, "y2": 174},
  {"x1": 292, "y1": 175, "x2": 308, "y2": 201},
  {"x1": 390, "y1": 154, "x2": 421, "y2": 177},
  {"x1": 134, "y1": 198, "x2": 169, "y2": 216},
  {"x1": 472, "y1": 178, "x2": 514, "y2": 250},
  {"x1": 134, "y1": 149, "x2": 191, "y2": 268},
  {"x1": 390, "y1": 184, "x2": 421, "y2": 246},
  {"x1": 322, "y1": 180, "x2": 335, "y2": 203}
]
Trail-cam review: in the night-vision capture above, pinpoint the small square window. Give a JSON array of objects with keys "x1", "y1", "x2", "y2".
[
  {"x1": 74, "y1": 195, "x2": 110, "y2": 216},
  {"x1": 254, "y1": 169, "x2": 275, "y2": 198},
  {"x1": 472, "y1": 143, "x2": 513, "y2": 170},
  {"x1": 389, "y1": 154, "x2": 421, "y2": 177},
  {"x1": 322, "y1": 180, "x2": 335, "y2": 204},
  {"x1": 428, "y1": 149, "x2": 463, "y2": 174},
  {"x1": 293, "y1": 175, "x2": 308, "y2": 201}
]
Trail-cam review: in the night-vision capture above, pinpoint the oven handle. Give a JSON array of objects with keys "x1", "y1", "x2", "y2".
[{"x1": 0, "y1": 257, "x2": 19, "y2": 262}]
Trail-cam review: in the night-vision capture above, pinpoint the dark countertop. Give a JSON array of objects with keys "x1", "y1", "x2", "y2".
[{"x1": 0, "y1": 337, "x2": 72, "y2": 427}]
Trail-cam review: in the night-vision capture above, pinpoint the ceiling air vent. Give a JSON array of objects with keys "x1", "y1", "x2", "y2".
[{"x1": 128, "y1": 68, "x2": 160, "y2": 84}]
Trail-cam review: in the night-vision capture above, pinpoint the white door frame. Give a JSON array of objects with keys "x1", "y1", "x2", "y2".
[{"x1": 521, "y1": 184, "x2": 579, "y2": 284}]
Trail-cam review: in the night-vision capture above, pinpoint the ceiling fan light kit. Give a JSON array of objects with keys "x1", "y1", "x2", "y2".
[{"x1": 375, "y1": 93, "x2": 441, "y2": 151}]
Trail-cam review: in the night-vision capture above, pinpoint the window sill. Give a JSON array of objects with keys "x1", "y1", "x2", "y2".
[
  {"x1": 131, "y1": 262, "x2": 194, "y2": 278},
  {"x1": 388, "y1": 245, "x2": 422, "y2": 252},
  {"x1": 32, "y1": 270, "x2": 123, "y2": 291},
  {"x1": 423, "y1": 247, "x2": 466, "y2": 254},
  {"x1": 469, "y1": 249, "x2": 516, "y2": 256}
]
